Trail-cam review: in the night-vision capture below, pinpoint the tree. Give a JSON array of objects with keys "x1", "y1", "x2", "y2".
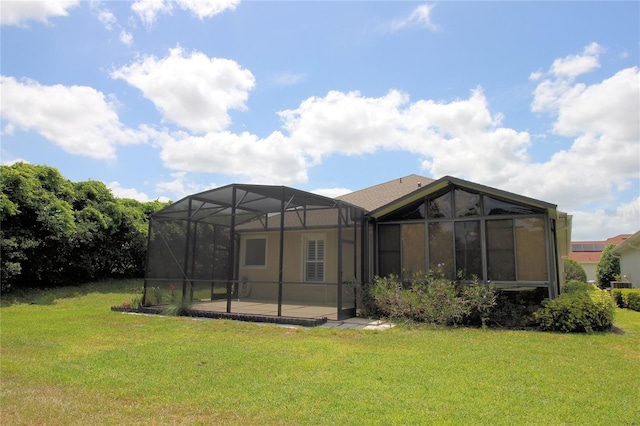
[
  {"x1": 1, "y1": 163, "x2": 170, "y2": 291},
  {"x1": 563, "y1": 258, "x2": 587, "y2": 283},
  {"x1": 0, "y1": 163, "x2": 76, "y2": 290},
  {"x1": 596, "y1": 244, "x2": 620, "y2": 289}
]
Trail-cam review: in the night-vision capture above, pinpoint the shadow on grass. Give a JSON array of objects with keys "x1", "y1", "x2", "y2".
[{"x1": 0, "y1": 278, "x2": 144, "y2": 307}]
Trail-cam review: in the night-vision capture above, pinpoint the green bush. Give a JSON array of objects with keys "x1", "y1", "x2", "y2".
[
  {"x1": 366, "y1": 274, "x2": 496, "y2": 326},
  {"x1": 562, "y1": 280, "x2": 595, "y2": 294},
  {"x1": 534, "y1": 283, "x2": 615, "y2": 333},
  {"x1": 564, "y1": 258, "x2": 587, "y2": 283},
  {"x1": 612, "y1": 288, "x2": 640, "y2": 311}
]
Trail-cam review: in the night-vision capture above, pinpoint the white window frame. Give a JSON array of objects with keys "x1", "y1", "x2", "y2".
[
  {"x1": 242, "y1": 236, "x2": 267, "y2": 268},
  {"x1": 303, "y1": 234, "x2": 326, "y2": 282}
]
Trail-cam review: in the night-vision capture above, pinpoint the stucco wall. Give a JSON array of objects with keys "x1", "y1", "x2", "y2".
[
  {"x1": 619, "y1": 250, "x2": 640, "y2": 288},
  {"x1": 238, "y1": 228, "x2": 360, "y2": 304}
]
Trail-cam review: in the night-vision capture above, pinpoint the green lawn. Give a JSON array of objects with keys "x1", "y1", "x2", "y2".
[{"x1": 1, "y1": 280, "x2": 639, "y2": 425}]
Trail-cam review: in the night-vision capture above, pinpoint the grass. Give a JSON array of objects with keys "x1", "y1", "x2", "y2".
[{"x1": 1, "y1": 279, "x2": 639, "y2": 425}]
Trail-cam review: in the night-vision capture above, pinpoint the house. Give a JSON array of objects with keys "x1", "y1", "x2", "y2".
[
  {"x1": 143, "y1": 175, "x2": 571, "y2": 322},
  {"x1": 569, "y1": 234, "x2": 632, "y2": 282},
  {"x1": 611, "y1": 230, "x2": 640, "y2": 288}
]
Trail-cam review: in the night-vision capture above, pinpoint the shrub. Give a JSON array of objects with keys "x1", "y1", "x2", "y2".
[
  {"x1": 612, "y1": 288, "x2": 640, "y2": 312},
  {"x1": 366, "y1": 274, "x2": 496, "y2": 326},
  {"x1": 534, "y1": 283, "x2": 615, "y2": 333},
  {"x1": 564, "y1": 258, "x2": 587, "y2": 283},
  {"x1": 562, "y1": 280, "x2": 594, "y2": 294},
  {"x1": 487, "y1": 289, "x2": 544, "y2": 329}
]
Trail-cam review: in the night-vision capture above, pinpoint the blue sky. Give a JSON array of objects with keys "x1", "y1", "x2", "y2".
[{"x1": 1, "y1": 0, "x2": 638, "y2": 240}]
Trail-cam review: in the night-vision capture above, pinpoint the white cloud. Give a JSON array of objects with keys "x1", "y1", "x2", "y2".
[
  {"x1": 553, "y1": 67, "x2": 639, "y2": 140},
  {"x1": 311, "y1": 187, "x2": 353, "y2": 199},
  {"x1": 569, "y1": 197, "x2": 640, "y2": 240},
  {"x1": 1, "y1": 157, "x2": 30, "y2": 166},
  {"x1": 111, "y1": 46, "x2": 255, "y2": 133},
  {"x1": 153, "y1": 129, "x2": 308, "y2": 184},
  {"x1": 176, "y1": 0, "x2": 240, "y2": 19},
  {"x1": 131, "y1": 0, "x2": 238, "y2": 27},
  {"x1": 0, "y1": 76, "x2": 146, "y2": 159},
  {"x1": 0, "y1": 0, "x2": 79, "y2": 26},
  {"x1": 119, "y1": 30, "x2": 133, "y2": 46},
  {"x1": 97, "y1": 8, "x2": 116, "y2": 31},
  {"x1": 532, "y1": 42, "x2": 605, "y2": 112},
  {"x1": 107, "y1": 181, "x2": 152, "y2": 202},
  {"x1": 390, "y1": 4, "x2": 439, "y2": 32},
  {"x1": 550, "y1": 42, "x2": 603, "y2": 79},
  {"x1": 519, "y1": 54, "x2": 639, "y2": 209},
  {"x1": 155, "y1": 172, "x2": 215, "y2": 201}
]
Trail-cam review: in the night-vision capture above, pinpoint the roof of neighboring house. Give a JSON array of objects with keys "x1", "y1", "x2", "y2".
[
  {"x1": 612, "y1": 230, "x2": 640, "y2": 255},
  {"x1": 337, "y1": 174, "x2": 434, "y2": 212},
  {"x1": 569, "y1": 252, "x2": 602, "y2": 263},
  {"x1": 569, "y1": 233, "x2": 633, "y2": 263}
]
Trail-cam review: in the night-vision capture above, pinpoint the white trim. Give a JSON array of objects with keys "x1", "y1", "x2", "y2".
[{"x1": 302, "y1": 233, "x2": 326, "y2": 282}]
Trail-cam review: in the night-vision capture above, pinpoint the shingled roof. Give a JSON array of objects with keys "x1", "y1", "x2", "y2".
[{"x1": 336, "y1": 174, "x2": 434, "y2": 212}]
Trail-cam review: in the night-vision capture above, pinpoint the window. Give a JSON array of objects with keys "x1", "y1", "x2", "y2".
[
  {"x1": 402, "y1": 223, "x2": 426, "y2": 277},
  {"x1": 428, "y1": 222, "x2": 454, "y2": 279},
  {"x1": 304, "y1": 236, "x2": 325, "y2": 282},
  {"x1": 243, "y1": 237, "x2": 266, "y2": 267},
  {"x1": 486, "y1": 218, "x2": 548, "y2": 282},
  {"x1": 515, "y1": 218, "x2": 547, "y2": 281},
  {"x1": 455, "y1": 221, "x2": 482, "y2": 279},
  {"x1": 486, "y1": 219, "x2": 516, "y2": 281},
  {"x1": 378, "y1": 225, "x2": 401, "y2": 278},
  {"x1": 455, "y1": 189, "x2": 480, "y2": 217}
]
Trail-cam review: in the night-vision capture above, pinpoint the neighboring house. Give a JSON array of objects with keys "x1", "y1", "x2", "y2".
[
  {"x1": 144, "y1": 175, "x2": 571, "y2": 321},
  {"x1": 569, "y1": 234, "x2": 632, "y2": 282},
  {"x1": 611, "y1": 230, "x2": 640, "y2": 288}
]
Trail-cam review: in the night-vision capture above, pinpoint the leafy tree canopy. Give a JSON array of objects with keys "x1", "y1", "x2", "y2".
[
  {"x1": 1, "y1": 163, "x2": 170, "y2": 291},
  {"x1": 596, "y1": 243, "x2": 621, "y2": 289}
]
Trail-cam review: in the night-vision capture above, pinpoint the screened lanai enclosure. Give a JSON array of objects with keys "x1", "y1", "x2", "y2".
[{"x1": 144, "y1": 184, "x2": 366, "y2": 321}]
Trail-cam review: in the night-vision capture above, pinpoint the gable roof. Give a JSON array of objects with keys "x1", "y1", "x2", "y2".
[
  {"x1": 336, "y1": 174, "x2": 434, "y2": 212},
  {"x1": 569, "y1": 233, "x2": 633, "y2": 263},
  {"x1": 367, "y1": 175, "x2": 558, "y2": 219},
  {"x1": 611, "y1": 230, "x2": 640, "y2": 255}
]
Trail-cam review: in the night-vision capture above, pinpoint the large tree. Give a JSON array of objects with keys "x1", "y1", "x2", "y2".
[{"x1": 0, "y1": 163, "x2": 169, "y2": 291}]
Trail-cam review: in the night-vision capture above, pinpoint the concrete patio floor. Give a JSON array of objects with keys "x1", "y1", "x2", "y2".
[
  {"x1": 191, "y1": 299, "x2": 340, "y2": 320},
  {"x1": 189, "y1": 300, "x2": 394, "y2": 329}
]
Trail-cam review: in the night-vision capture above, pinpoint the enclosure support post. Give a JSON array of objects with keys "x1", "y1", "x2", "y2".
[
  {"x1": 277, "y1": 188, "x2": 285, "y2": 316},
  {"x1": 337, "y1": 203, "x2": 343, "y2": 320},
  {"x1": 227, "y1": 187, "x2": 237, "y2": 313},
  {"x1": 142, "y1": 217, "x2": 154, "y2": 306},
  {"x1": 182, "y1": 199, "x2": 193, "y2": 302}
]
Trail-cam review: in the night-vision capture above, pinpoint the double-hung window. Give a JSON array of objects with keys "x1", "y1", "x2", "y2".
[{"x1": 304, "y1": 236, "x2": 325, "y2": 282}]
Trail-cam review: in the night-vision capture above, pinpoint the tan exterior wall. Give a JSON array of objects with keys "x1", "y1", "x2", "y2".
[{"x1": 238, "y1": 228, "x2": 361, "y2": 304}]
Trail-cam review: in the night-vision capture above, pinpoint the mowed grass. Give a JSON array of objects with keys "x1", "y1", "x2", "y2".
[{"x1": 1, "y1": 280, "x2": 639, "y2": 425}]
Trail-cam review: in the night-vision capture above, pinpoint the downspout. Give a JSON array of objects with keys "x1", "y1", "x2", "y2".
[{"x1": 551, "y1": 218, "x2": 560, "y2": 298}]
